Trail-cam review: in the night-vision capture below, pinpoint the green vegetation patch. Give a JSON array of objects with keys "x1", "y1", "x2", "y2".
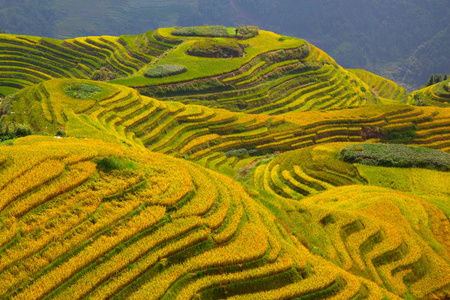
[
  {"x1": 144, "y1": 64, "x2": 187, "y2": 78},
  {"x1": 93, "y1": 155, "x2": 137, "y2": 172},
  {"x1": 64, "y1": 83, "x2": 103, "y2": 99},
  {"x1": 90, "y1": 67, "x2": 119, "y2": 81},
  {"x1": 172, "y1": 25, "x2": 231, "y2": 37},
  {"x1": 433, "y1": 79, "x2": 450, "y2": 98},
  {"x1": 111, "y1": 30, "x2": 306, "y2": 87},
  {"x1": 0, "y1": 94, "x2": 14, "y2": 116},
  {"x1": 186, "y1": 38, "x2": 244, "y2": 58},
  {"x1": 235, "y1": 25, "x2": 259, "y2": 39},
  {"x1": 340, "y1": 143, "x2": 450, "y2": 171},
  {"x1": 0, "y1": 122, "x2": 32, "y2": 142}
]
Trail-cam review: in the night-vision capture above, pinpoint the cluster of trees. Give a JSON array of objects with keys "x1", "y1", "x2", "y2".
[
  {"x1": 0, "y1": 26, "x2": 5, "y2": 33},
  {"x1": 0, "y1": 122, "x2": 32, "y2": 142},
  {"x1": 426, "y1": 74, "x2": 449, "y2": 86}
]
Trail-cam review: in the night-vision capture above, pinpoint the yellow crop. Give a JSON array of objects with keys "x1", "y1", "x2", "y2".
[
  {"x1": 0, "y1": 111, "x2": 449, "y2": 300},
  {"x1": 0, "y1": 159, "x2": 65, "y2": 211},
  {"x1": 13, "y1": 207, "x2": 165, "y2": 300}
]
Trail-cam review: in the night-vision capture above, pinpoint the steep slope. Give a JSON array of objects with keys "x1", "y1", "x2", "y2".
[
  {"x1": 0, "y1": 26, "x2": 450, "y2": 300},
  {"x1": 0, "y1": 136, "x2": 414, "y2": 300},
  {"x1": 0, "y1": 31, "x2": 173, "y2": 97},
  {"x1": 247, "y1": 142, "x2": 450, "y2": 298},
  {"x1": 408, "y1": 79, "x2": 450, "y2": 107},
  {"x1": 250, "y1": 143, "x2": 450, "y2": 201},
  {"x1": 349, "y1": 69, "x2": 408, "y2": 104},
  {"x1": 112, "y1": 28, "x2": 379, "y2": 114},
  {"x1": 0, "y1": 27, "x2": 390, "y2": 114},
  {"x1": 2, "y1": 79, "x2": 450, "y2": 164},
  {"x1": 1, "y1": 0, "x2": 448, "y2": 88}
]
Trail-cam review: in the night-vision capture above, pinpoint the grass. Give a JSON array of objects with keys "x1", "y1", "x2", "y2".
[
  {"x1": 340, "y1": 143, "x2": 450, "y2": 171},
  {"x1": 93, "y1": 155, "x2": 138, "y2": 172},
  {"x1": 144, "y1": 65, "x2": 187, "y2": 78},
  {"x1": 172, "y1": 25, "x2": 232, "y2": 38},
  {"x1": 64, "y1": 83, "x2": 103, "y2": 99}
]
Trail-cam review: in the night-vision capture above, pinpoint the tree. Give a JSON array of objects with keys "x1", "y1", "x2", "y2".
[
  {"x1": 426, "y1": 73, "x2": 445, "y2": 86},
  {"x1": 434, "y1": 74, "x2": 442, "y2": 84},
  {"x1": 426, "y1": 74, "x2": 434, "y2": 86},
  {"x1": 444, "y1": 74, "x2": 448, "y2": 81},
  {"x1": 0, "y1": 26, "x2": 5, "y2": 34}
]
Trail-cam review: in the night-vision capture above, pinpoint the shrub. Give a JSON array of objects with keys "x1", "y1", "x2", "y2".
[
  {"x1": 186, "y1": 38, "x2": 245, "y2": 58},
  {"x1": 278, "y1": 35, "x2": 293, "y2": 42},
  {"x1": 56, "y1": 129, "x2": 66, "y2": 137},
  {"x1": 385, "y1": 125, "x2": 417, "y2": 143},
  {"x1": 225, "y1": 148, "x2": 248, "y2": 158},
  {"x1": 236, "y1": 26, "x2": 259, "y2": 39},
  {"x1": 413, "y1": 94, "x2": 427, "y2": 106},
  {"x1": 340, "y1": 143, "x2": 450, "y2": 171},
  {"x1": 93, "y1": 156, "x2": 137, "y2": 172},
  {"x1": 14, "y1": 124, "x2": 32, "y2": 137},
  {"x1": 90, "y1": 67, "x2": 119, "y2": 81},
  {"x1": 172, "y1": 25, "x2": 231, "y2": 37},
  {"x1": 0, "y1": 94, "x2": 15, "y2": 116},
  {"x1": 0, "y1": 122, "x2": 33, "y2": 141},
  {"x1": 144, "y1": 64, "x2": 187, "y2": 78},
  {"x1": 64, "y1": 83, "x2": 103, "y2": 99}
]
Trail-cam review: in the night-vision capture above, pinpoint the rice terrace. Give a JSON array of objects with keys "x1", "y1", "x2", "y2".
[{"x1": 0, "y1": 24, "x2": 449, "y2": 300}]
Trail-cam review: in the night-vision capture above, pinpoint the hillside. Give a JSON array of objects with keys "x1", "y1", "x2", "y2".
[
  {"x1": 408, "y1": 79, "x2": 450, "y2": 108},
  {"x1": 2, "y1": 78, "x2": 450, "y2": 162},
  {"x1": 1, "y1": 0, "x2": 449, "y2": 88},
  {"x1": 0, "y1": 31, "x2": 174, "y2": 97},
  {"x1": 0, "y1": 136, "x2": 448, "y2": 299},
  {"x1": 0, "y1": 26, "x2": 450, "y2": 299},
  {"x1": 0, "y1": 28, "x2": 376, "y2": 114}
]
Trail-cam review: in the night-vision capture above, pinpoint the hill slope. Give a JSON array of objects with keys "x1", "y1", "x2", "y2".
[
  {"x1": 0, "y1": 136, "x2": 448, "y2": 299},
  {"x1": 0, "y1": 31, "x2": 173, "y2": 97},
  {"x1": 408, "y1": 79, "x2": 450, "y2": 108},
  {"x1": 1, "y1": 0, "x2": 449, "y2": 88},
  {"x1": 0, "y1": 28, "x2": 380, "y2": 115},
  {"x1": 2, "y1": 78, "x2": 450, "y2": 162},
  {"x1": 0, "y1": 26, "x2": 450, "y2": 299}
]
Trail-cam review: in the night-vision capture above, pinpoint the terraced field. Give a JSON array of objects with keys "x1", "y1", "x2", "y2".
[
  {"x1": 117, "y1": 38, "x2": 378, "y2": 115},
  {"x1": 1, "y1": 28, "x2": 381, "y2": 115},
  {"x1": 0, "y1": 31, "x2": 174, "y2": 97},
  {"x1": 250, "y1": 143, "x2": 450, "y2": 200},
  {"x1": 408, "y1": 79, "x2": 450, "y2": 107},
  {"x1": 349, "y1": 69, "x2": 408, "y2": 104},
  {"x1": 1, "y1": 136, "x2": 449, "y2": 299},
  {"x1": 1, "y1": 26, "x2": 450, "y2": 299},
  {"x1": 4, "y1": 79, "x2": 450, "y2": 162}
]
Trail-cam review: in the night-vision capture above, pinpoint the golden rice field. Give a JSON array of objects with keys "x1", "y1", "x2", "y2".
[
  {"x1": 0, "y1": 31, "x2": 173, "y2": 97},
  {"x1": 0, "y1": 136, "x2": 448, "y2": 299},
  {"x1": 0, "y1": 136, "x2": 421, "y2": 299},
  {"x1": 3, "y1": 79, "x2": 450, "y2": 162},
  {"x1": 349, "y1": 69, "x2": 408, "y2": 104},
  {"x1": 1, "y1": 26, "x2": 450, "y2": 299}
]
